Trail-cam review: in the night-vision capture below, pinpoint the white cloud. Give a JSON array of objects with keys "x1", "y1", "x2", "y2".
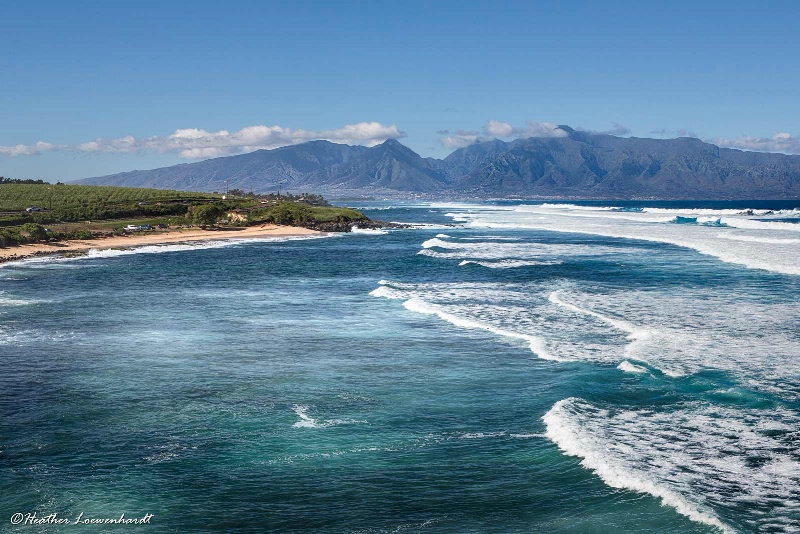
[
  {"x1": 0, "y1": 141, "x2": 62, "y2": 156},
  {"x1": 517, "y1": 121, "x2": 568, "y2": 138},
  {"x1": 713, "y1": 132, "x2": 800, "y2": 155},
  {"x1": 439, "y1": 120, "x2": 566, "y2": 149},
  {"x1": 0, "y1": 122, "x2": 404, "y2": 159},
  {"x1": 439, "y1": 129, "x2": 482, "y2": 149},
  {"x1": 486, "y1": 120, "x2": 567, "y2": 139},
  {"x1": 485, "y1": 120, "x2": 514, "y2": 137}
]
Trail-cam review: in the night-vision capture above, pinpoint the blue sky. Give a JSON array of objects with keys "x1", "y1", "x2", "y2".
[{"x1": 2, "y1": 0, "x2": 799, "y2": 180}]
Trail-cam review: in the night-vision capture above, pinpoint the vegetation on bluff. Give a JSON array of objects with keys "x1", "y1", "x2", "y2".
[
  {"x1": 0, "y1": 182, "x2": 381, "y2": 248},
  {"x1": 241, "y1": 202, "x2": 368, "y2": 229}
]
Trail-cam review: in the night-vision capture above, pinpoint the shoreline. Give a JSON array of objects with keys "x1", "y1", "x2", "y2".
[{"x1": 0, "y1": 224, "x2": 321, "y2": 265}]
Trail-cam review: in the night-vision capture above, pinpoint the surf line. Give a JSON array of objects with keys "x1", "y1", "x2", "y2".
[
  {"x1": 547, "y1": 290, "x2": 657, "y2": 364},
  {"x1": 402, "y1": 297, "x2": 562, "y2": 362}
]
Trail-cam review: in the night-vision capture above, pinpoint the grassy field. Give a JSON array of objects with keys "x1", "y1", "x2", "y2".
[
  {"x1": 0, "y1": 183, "x2": 220, "y2": 225},
  {"x1": 0, "y1": 183, "x2": 217, "y2": 211}
]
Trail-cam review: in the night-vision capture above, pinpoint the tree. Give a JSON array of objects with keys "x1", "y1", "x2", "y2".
[{"x1": 186, "y1": 204, "x2": 224, "y2": 227}]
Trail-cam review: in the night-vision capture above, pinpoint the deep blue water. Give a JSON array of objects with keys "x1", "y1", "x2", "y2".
[{"x1": 1, "y1": 201, "x2": 798, "y2": 532}]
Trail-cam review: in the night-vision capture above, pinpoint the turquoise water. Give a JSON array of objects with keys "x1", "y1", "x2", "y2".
[{"x1": 1, "y1": 201, "x2": 798, "y2": 532}]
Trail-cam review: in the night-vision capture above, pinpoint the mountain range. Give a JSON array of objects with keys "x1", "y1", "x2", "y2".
[{"x1": 77, "y1": 126, "x2": 800, "y2": 199}]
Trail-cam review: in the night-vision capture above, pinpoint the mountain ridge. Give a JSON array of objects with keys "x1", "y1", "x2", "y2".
[{"x1": 77, "y1": 127, "x2": 800, "y2": 199}]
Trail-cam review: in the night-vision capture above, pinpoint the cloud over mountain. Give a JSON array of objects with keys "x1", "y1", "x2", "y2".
[
  {"x1": 0, "y1": 122, "x2": 404, "y2": 159},
  {"x1": 714, "y1": 132, "x2": 800, "y2": 155},
  {"x1": 439, "y1": 120, "x2": 567, "y2": 148}
]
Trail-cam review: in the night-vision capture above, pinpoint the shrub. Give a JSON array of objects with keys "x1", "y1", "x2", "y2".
[
  {"x1": 20, "y1": 223, "x2": 49, "y2": 242},
  {"x1": 73, "y1": 230, "x2": 94, "y2": 240},
  {"x1": 0, "y1": 229, "x2": 24, "y2": 247}
]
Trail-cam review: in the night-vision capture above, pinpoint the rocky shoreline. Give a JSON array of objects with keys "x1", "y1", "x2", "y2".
[
  {"x1": 303, "y1": 219, "x2": 409, "y2": 232},
  {"x1": 0, "y1": 248, "x2": 68, "y2": 265}
]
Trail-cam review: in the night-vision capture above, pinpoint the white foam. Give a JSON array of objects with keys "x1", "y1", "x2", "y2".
[
  {"x1": 0, "y1": 254, "x2": 86, "y2": 269},
  {"x1": 0, "y1": 294, "x2": 46, "y2": 306},
  {"x1": 435, "y1": 233, "x2": 451, "y2": 238},
  {"x1": 617, "y1": 360, "x2": 648, "y2": 374},
  {"x1": 291, "y1": 405, "x2": 366, "y2": 429},
  {"x1": 421, "y1": 237, "x2": 461, "y2": 249},
  {"x1": 418, "y1": 236, "x2": 628, "y2": 263},
  {"x1": 544, "y1": 398, "x2": 800, "y2": 533},
  {"x1": 643, "y1": 207, "x2": 755, "y2": 216},
  {"x1": 549, "y1": 291, "x2": 639, "y2": 336},
  {"x1": 399, "y1": 222, "x2": 458, "y2": 230},
  {"x1": 449, "y1": 204, "x2": 800, "y2": 276},
  {"x1": 401, "y1": 297, "x2": 559, "y2": 361},
  {"x1": 368, "y1": 286, "x2": 404, "y2": 299},
  {"x1": 292, "y1": 405, "x2": 320, "y2": 428},
  {"x1": 459, "y1": 259, "x2": 561, "y2": 269},
  {"x1": 82, "y1": 240, "x2": 240, "y2": 259},
  {"x1": 351, "y1": 225, "x2": 388, "y2": 235},
  {"x1": 548, "y1": 286, "x2": 799, "y2": 387},
  {"x1": 544, "y1": 399, "x2": 728, "y2": 531},
  {"x1": 717, "y1": 233, "x2": 800, "y2": 244},
  {"x1": 548, "y1": 290, "x2": 656, "y2": 364},
  {"x1": 718, "y1": 218, "x2": 800, "y2": 233},
  {"x1": 372, "y1": 279, "x2": 800, "y2": 396}
]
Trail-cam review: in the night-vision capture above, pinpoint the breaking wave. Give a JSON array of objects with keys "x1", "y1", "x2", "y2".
[
  {"x1": 371, "y1": 277, "x2": 800, "y2": 396},
  {"x1": 459, "y1": 259, "x2": 561, "y2": 269},
  {"x1": 443, "y1": 204, "x2": 800, "y2": 275},
  {"x1": 548, "y1": 290, "x2": 655, "y2": 364},
  {"x1": 617, "y1": 360, "x2": 648, "y2": 374},
  {"x1": 544, "y1": 398, "x2": 800, "y2": 533},
  {"x1": 401, "y1": 297, "x2": 558, "y2": 361},
  {"x1": 351, "y1": 226, "x2": 389, "y2": 235}
]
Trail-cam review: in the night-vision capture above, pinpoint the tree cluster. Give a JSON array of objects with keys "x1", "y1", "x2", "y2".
[{"x1": 0, "y1": 176, "x2": 48, "y2": 185}]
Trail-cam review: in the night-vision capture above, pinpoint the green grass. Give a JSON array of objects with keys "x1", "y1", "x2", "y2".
[
  {"x1": 244, "y1": 202, "x2": 368, "y2": 226},
  {"x1": 0, "y1": 183, "x2": 216, "y2": 211},
  {"x1": 0, "y1": 183, "x2": 220, "y2": 225},
  {"x1": 307, "y1": 206, "x2": 365, "y2": 222}
]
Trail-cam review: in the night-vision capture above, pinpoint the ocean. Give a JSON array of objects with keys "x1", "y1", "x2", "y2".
[{"x1": 1, "y1": 200, "x2": 798, "y2": 533}]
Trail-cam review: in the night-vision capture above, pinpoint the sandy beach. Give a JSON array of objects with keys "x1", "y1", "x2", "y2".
[{"x1": 0, "y1": 224, "x2": 321, "y2": 264}]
